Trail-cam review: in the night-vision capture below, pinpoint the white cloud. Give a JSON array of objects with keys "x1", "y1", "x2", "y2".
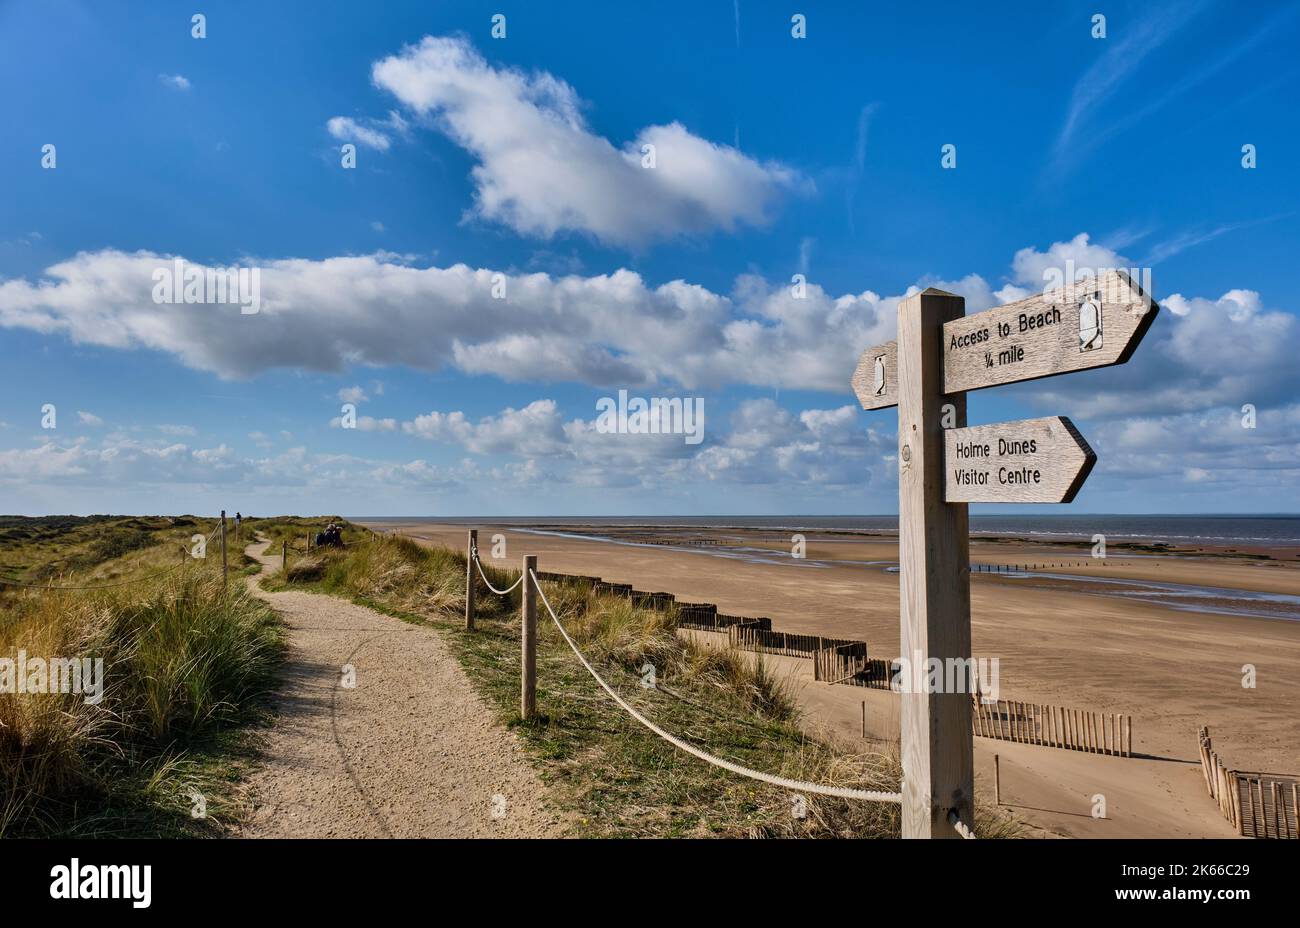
[
  {"x1": 1050, "y1": 4, "x2": 1204, "y2": 175},
  {"x1": 368, "y1": 35, "x2": 806, "y2": 245},
  {"x1": 0, "y1": 438, "x2": 238, "y2": 485},
  {"x1": 326, "y1": 116, "x2": 392, "y2": 151},
  {"x1": 1088, "y1": 403, "x2": 1300, "y2": 490},
  {"x1": 77, "y1": 411, "x2": 103, "y2": 426},
  {"x1": 329, "y1": 415, "x2": 396, "y2": 432},
  {"x1": 395, "y1": 396, "x2": 890, "y2": 491},
  {"x1": 0, "y1": 249, "x2": 890, "y2": 391},
  {"x1": 403, "y1": 400, "x2": 567, "y2": 455},
  {"x1": 0, "y1": 436, "x2": 471, "y2": 494},
  {"x1": 338, "y1": 385, "x2": 369, "y2": 404},
  {"x1": 157, "y1": 424, "x2": 197, "y2": 436},
  {"x1": 2, "y1": 236, "x2": 1295, "y2": 430},
  {"x1": 1008, "y1": 233, "x2": 1134, "y2": 288},
  {"x1": 159, "y1": 74, "x2": 191, "y2": 91}
]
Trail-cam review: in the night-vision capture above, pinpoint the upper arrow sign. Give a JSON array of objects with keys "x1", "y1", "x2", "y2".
[
  {"x1": 942, "y1": 269, "x2": 1157, "y2": 394},
  {"x1": 852, "y1": 271, "x2": 1158, "y2": 409}
]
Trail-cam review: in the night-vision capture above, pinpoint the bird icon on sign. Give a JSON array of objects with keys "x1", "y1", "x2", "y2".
[{"x1": 873, "y1": 355, "x2": 886, "y2": 394}]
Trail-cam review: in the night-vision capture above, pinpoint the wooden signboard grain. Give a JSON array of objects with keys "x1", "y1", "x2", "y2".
[
  {"x1": 944, "y1": 416, "x2": 1096, "y2": 503},
  {"x1": 942, "y1": 269, "x2": 1157, "y2": 394},
  {"x1": 851, "y1": 340, "x2": 898, "y2": 410},
  {"x1": 852, "y1": 270, "x2": 1157, "y2": 410}
]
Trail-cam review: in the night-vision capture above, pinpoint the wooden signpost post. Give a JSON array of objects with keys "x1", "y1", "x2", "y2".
[{"x1": 851, "y1": 270, "x2": 1157, "y2": 838}]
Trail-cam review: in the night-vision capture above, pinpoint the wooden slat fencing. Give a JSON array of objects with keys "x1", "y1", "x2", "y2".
[
  {"x1": 812, "y1": 644, "x2": 863, "y2": 683},
  {"x1": 680, "y1": 607, "x2": 773, "y2": 632},
  {"x1": 812, "y1": 646, "x2": 895, "y2": 689},
  {"x1": 1199, "y1": 727, "x2": 1298, "y2": 839},
  {"x1": 971, "y1": 695, "x2": 1131, "y2": 756},
  {"x1": 534, "y1": 571, "x2": 772, "y2": 631},
  {"x1": 731, "y1": 626, "x2": 863, "y2": 658}
]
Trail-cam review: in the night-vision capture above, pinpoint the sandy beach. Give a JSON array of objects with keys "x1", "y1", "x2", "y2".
[{"x1": 361, "y1": 518, "x2": 1300, "y2": 838}]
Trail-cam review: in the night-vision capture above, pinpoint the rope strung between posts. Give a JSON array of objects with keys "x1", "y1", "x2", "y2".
[
  {"x1": 473, "y1": 555, "x2": 524, "y2": 596},
  {"x1": 528, "y1": 569, "x2": 902, "y2": 805},
  {"x1": 947, "y1": 809, "x2": 977, "y2": 839}
]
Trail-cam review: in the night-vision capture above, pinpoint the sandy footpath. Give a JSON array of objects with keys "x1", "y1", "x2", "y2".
[{"x1": 236, "y1": 540, "x2": 565, "y2": 838}]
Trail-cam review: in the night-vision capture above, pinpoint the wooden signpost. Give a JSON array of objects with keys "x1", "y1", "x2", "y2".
[{"x1": 851, "y1": 270, "x2": 1157, "y2": 838}]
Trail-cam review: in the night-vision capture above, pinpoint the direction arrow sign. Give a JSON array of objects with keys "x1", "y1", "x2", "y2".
[
  {"x1": 852, "y1": 271, "x2": 1157, "y2": 410},
  {"x1": 850, "y1": 339, "x2": 897, "y2": 410},
  {"x1": 942, "y1": 269, "x2": 1157, "y2": 394},
  {"x1": 945, "y1": 416, "x2": 1095, "y2": 503}
]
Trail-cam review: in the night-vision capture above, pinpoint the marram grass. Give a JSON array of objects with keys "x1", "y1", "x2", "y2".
[{"x1": 1, "y1": 529, "x2": 285, "y2": 837}]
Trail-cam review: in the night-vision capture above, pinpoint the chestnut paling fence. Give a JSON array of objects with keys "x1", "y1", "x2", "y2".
[
  {"x1": 1198, "y1": 727, "x2": 1298, "y2": 839},
  {"x1": 970, "y1": 695, "x2": 1132, "y2": 756}
]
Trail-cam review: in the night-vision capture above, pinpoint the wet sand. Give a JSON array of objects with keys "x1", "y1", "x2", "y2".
[{"x1": 362, "y1": 519, "x2": 1300, "y2": 838}]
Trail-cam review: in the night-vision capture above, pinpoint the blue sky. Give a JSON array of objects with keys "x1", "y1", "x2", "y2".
[{"x1": 1, "y1": 0, "x2": 1298, "y2": 516}]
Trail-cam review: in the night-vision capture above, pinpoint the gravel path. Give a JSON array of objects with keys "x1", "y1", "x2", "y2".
[{"x1": 236, "y1": 540, "x2": 566, "y2": 838}]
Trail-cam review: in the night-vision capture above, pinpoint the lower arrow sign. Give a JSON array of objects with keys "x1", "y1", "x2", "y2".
[{"x1": 945, "y1": 416, "x2": 1096, "y2": 503}]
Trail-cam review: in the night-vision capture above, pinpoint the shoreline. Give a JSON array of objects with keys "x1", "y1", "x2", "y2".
[{"x1": 362, "y1": 515, "x2": 1300, "y2": 561}]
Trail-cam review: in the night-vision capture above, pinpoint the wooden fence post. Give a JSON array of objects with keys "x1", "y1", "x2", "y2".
[
  {"x1": 466, "y1": 529, "x2": 478, "y2": 631},
  {"x1": 220, "y1": 510, "x2": 228, "y2": 590},
  {"x1": 896, "y1": 289, "x2": 973, "y2": 839},
  {"x1": 994, "y1": 753, "x2": 1001, "y2": 806},
  {"x1": 521, "y1": 554, "x2": 537, "y2": 720},
  {"x1": 282, "y1": 540, "x2": 287, "y2": 571}
]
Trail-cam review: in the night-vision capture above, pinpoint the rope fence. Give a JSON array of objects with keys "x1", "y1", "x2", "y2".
[
  {"x1": 526, "y1": 568, "x2": 902, "y2": 805},
  {"x1": 947, "y1": 809, "x2": 977, "y2": 839},
  {"x1": 472, "y1": 555, "x2": 524, "y2": 596}
]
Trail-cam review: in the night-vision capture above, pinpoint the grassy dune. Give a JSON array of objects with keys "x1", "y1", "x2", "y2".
[
  {"x1": 250, "y1": 515, "x2": 365, "y2": 558},
  {"x1": 3, "y1": 515, "x2": 1018, "y2": 839},
  {"x1": 0, "y1": 516, "x2": 286, "y2": 836},
  {"x1": 271, "y1": 531, "x2": 1020, "y2": 838}
]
